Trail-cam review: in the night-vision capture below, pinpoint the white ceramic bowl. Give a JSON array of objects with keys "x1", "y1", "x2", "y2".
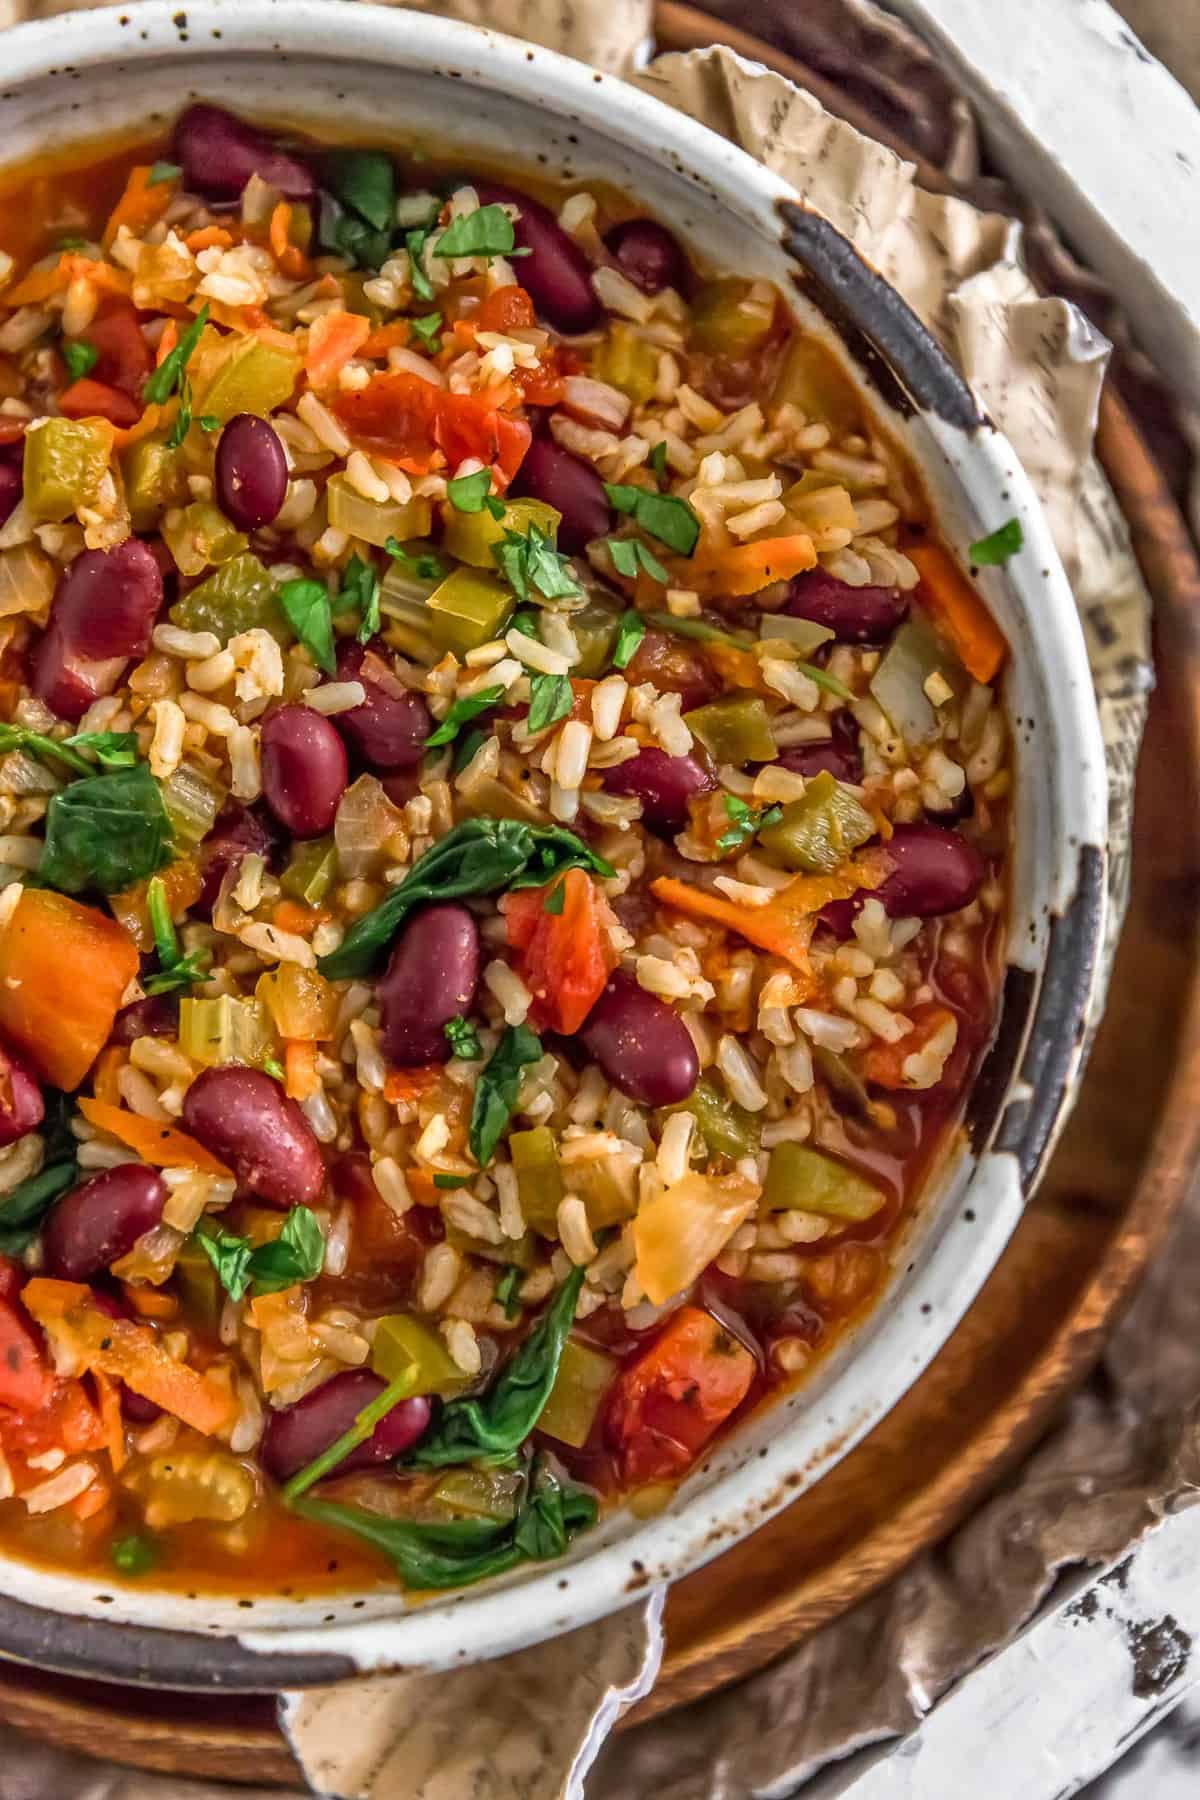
[{"x1": 0, "y1": 0, "x2": 1108, "y2": 1689}]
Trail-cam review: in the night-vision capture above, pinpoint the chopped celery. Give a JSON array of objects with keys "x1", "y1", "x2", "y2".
[
  {"x1": 178, "y1": 994, "x2": 276, "y2": 1068},
  {"x1": 326, "y1": 473, "x2": 433, "y2": 549},
  {"x1": 171, "y1": 553, "x2": 290, "y2": 645},
  {"x1": 509, "y1": 1126, "x2": 564, "y2": 1239},
  {"x1": 124, "y1": 434, "x2": 189, "y2": 531},
  {"x1": 758, "y1": 769, "x2": 875, "y2": 873},
  {"x1": 192, "y1": 333, "x2": 302, "y2": 422},
  {"x1": 668, "y1": 1076, "x2": 761, "y2": 1160},
  {"x1": 430, "y1": 1467, "x2": 522, "y2": 1522},
  {"x1": 172, "y1": 1241, "x2": 223, "y2": 1326},
  {"x1": 690, "y1": 279, "x2": 776, "y2": 356},
  {"x1": 771, "y1": 336, "x2": 861, "y2": 440},
  {"x1": 591, "y1": 322, "x2": 657, "y2": 404},
  {"x1": 684, "y1": 693, "x2": 776, "y2": 764},
  {"x1": 442, "y1": 498, "x2": 559, "y2": 570},
  {"x1": 763, "y1": 1142, "x2": 886, "y2": 1221},
  {"x1": 160, "y1": 761, "x2": 227, "y2": 848},
  {"x1": 425, "y1": 566, "x2": 514, "y2": 657},
  {"x1": 538, "y1": 1337, "x2": 616, "y2": 1448},
  {"x1": 869, "y1": 619, "x2": 966, "y2": 746},
  {"x1": 569, "y1": 597, "x2": 624, "y2": 678},
  {"x1": 279, "y1": 835, "x2": 337, "y2": 907},
  {"x1": 162, "y1": 501, "x2": 248, "y2": 578},
  {"x1": 23, "y1": 417, "x2": 111, "y2": 523},
  {"x1": 371, "y1": 1313, "x2": 469, "y2": 1397}
]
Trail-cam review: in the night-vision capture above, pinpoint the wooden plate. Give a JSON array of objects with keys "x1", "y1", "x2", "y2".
[{"x1": 1, "y1": 6, "x2": 1198, "y2": 1781}]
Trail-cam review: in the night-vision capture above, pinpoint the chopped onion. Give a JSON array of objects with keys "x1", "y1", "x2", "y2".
[
  {"x1": 0, "y1": 542, "x2": 56, "y2": 620},
  {"x1": 334, "y1": 773, "x2": 405, "y2": 878},
  {"x1": 161, "y1": 760, "x2": 228, "y2": 847},
  {"x1": 633, "y1": 1170, "x2": 758, "y2": 1305}
]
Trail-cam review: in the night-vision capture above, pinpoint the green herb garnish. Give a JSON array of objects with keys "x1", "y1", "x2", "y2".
[
  {"x1": 38, "y1": 763, "x2": 172, "y2": 895},
  {"x1": 63, "y1": 730, "x2": 139, "y2": 769},
  {"x1": 494, "y1": 1264, "x2": 524, "y2": 1319},
  {"x1": 143, "y1": 874, "x2": 210, "y2": 995},
  {"x1": 61, "y1": 339, "x2": 98, "y2": 382},
  {"x1": 612, "y1": 609, "x2": 646, "y2": 670},
  {"x1": 444, "y1": 1014, "x2": 482, "y2": 1061},
  {"x1": 715, "y1": 794, "x2": 783, "y2": 853},
  {"x1": 335, "y1": 552, "x2": 381, "y2": 645},
  {"x1": 644, "y1": 610, "x2": 751, "y2": 649},
  {"x1": 452, "y1": 727, "x2": 487, "y2": 774},
  {"x1": 526, "y1": 672, "x2": 573, "y2": 734},
  {"x1": 325, "y1": 149, "x2": 396, "y2": 233},
  {"x1": 447, "y1": 467, "x2": 505, "y2": 518},
  {"x1": 542, "y1": 878, "x2": 566, "y2": 916},
  {"x1": 649, "y1": 440, "x2": 669, "y2": 479},
  {"x1": 469, "y1": 1022, "x2": 543, "y2": 1168},
  {"x1": 433, "y1": 1173, "x2": 467, "y2": 1190},
  {"x1": 405, "y1": 228, "x2": 436, "y2": 302},
  {"x1": 968, "y1": 517, "x2": 1023, "y2": 566},
  {"x1": 607, "y1": 537, "x2": 669, "y2": 584},
  {"x1": 384, "y1": 535, "x2": 447, "y2": 582},
  {"x1": 143, "y1": 304, "x2": 208, "y2": 407},
  {"x1": 493, "y1": 523, "x2": 581, "y2": 605},
  {"x1": 146, "y1": 161, "x2": 182, "y2": 187},
  {"x1": 425, "y1": 685, "x2": 505, "y2": 750},
  {"x1": 434, "y1": 204, "x2": 516, "y2": 262},
  {"x1": 0, "y1": 1089, "x2": 78, "y2": 1256},
  {"x1": 111, "y1": 1533, "x2": 160, "y2": 1576},
  {"x1": 278, "y1": 577, "x2": 336, "y2": 676},
  {"x1": 195, "y1": 1205, "x2": 326, "y2": 1306},
  {"x1": 604, "y1": 483, "x2": 700, "y2": 556},
  {"x1": 409, "y1": 311, "x2": 443, "y2": 354}
]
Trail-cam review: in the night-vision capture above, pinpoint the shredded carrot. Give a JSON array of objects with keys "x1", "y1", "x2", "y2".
[
  {"x1": 91, "y1": 1370, "x2": 127, "y2": 1473},
  {"x1": 272, "y1": 898, "x2": 329, "y2": 936},
  {"x1": 92, "y1": 1046, "x2": 128, "y2": 1110},
  {"x1": 4, "y1": 258, "x2": 71, "y2": 306},
  {"x1": 284, "y1": 1039, "x2": 321, "y2": 1102},
  {"x1": 688, "y1": 533, "x2": 817, "y2": 598},
  {"x1": 361, "y1": 320, "x2": 411, "y2": 359},
  {"x1": 155, "y1": 319, "x2": 179, "y2": 366},
  {"x1": 650, "y1": 852, "x2": 890, "y2": 971},
  {"x1": 121, "y1": 1284, "x2": 179, "y2": 1321},
  {"x1": 382, "y1": 1066, "x2": 441, "y2": 1106},
  {"x1": 305, "y1": 309, "x2": 372, "y2": 390},
  {"x1": 21, "y1": 1281, "x2": 236, "y2": 1438},
  {"x1": 65, "y1": 255, "x2": 133, "y2": 299},
  {"x1": 110, "y1": 402, "x2": 165, "y2": 450},
  {"x1": 185, "y1": 224, "x2": 235, "y2": 253},
  {"x1": 402, "y1": 1167, "x2": 442, "y2": 1205},
  {"x1": 268, "y1": 202, "x2": 292, "y2": 263},
  {"x1": 76, "y1": 1098, "x2": 233, "y2": 1177},
  {"x1": 71, "y1": 1478, "x2": 114, "y2": 1524},
  {"x1": 704, "y1": 641, "x2": 770, "y2": 693},
  {"x1": 907, "y1": 541, "x2": 1008, "y2": 684},
  {"x1": 102, "y1": 165, "x2": 173, "y2": 251}
]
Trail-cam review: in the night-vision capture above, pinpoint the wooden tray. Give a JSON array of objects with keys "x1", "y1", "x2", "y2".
[{"x1": 1, "y1": 7, "x2": 1198, "y2": 1783}]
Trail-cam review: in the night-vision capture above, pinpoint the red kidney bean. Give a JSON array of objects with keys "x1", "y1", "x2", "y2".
[
  {"x1": 475, "y1": 182, "x2": 600, "y2": 334},
  {"x1": 778, "y1": 709, "x2": 862, "y2": 784},
  {"x1": 822, "y1": 821, "x2": 986, "y2": 937},
  {"x1": 0, "y1": 1042, "x2": 42, "y2": 1147},
  {"x1": 0, "y1": 460, "x2": 20, "y2": 530},
  {"x1": 786, "y1": 569, "x2": 907, "y2": 643},
  {"x1": 604, "y1": 218, "x2": 687, "y2": 295},
  {"x1": 378, "y1": 904, "x2": 481, "y2": 1067},
  {"x1": 624, "y1": 628, "x2": 721, "y2": 714},
  {"x1": 261, "y1": 1369, "x2": 432, "y2": 1483},
  {"x1": 214, "y1": 414, "x2": 288, "y2": 532},
  {"x1": 32, "y1": 537, "x2": 163, "y2": 721},
  {"x1": 174, "y1": 104, "x2": 315, "y2": 203},
  {"x1": 110, "y1": 995, "x2": 180, "y2": 1046},
  {"x1": 196, "y1": 802, "x2": 281, "y2": 916},
  {"x1": 580, "y1": 970, "x2": 699, "y2": 1106},
  {"x1": 41, "y1": 1166, "x2": 167, "y2": 1282},
  {"x1": 332, "y1": 639, "x2": 432, "y2": 771},
  {"x1": 181, "y1": 1066, "x2": 325, "y2": 1208},
  {"x1": 259, "y1": 703, "x2": 349, "y2": 839},
  {"x1": 601, "y1": 746, "x2": 716, "y2": 833},
  {"x1": 511, "y1": 437, "x2": 611, "y2": 554}
]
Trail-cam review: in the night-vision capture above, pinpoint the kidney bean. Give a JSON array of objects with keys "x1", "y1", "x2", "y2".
[
  {"x1": 580, "y1": 970, "x2": 699, "y2": 1107},
  {"x1": 214, "y1": 414, "x2": 288, "y2": 532},
  {"x1": 786, "y1": 569, "x2": 907, "y2": 643},
  {"x1": 511, "y1": 437, "x2": 612, "y2": 554},
  {"x1": 0, "y1": 1042, "x2": 42, "y2": 1147},
  {"x1": 259, "y1": 703, "x2": 349, "y2": 839},
  {"x1": 110, "y1": 995, "x2": 179, "y2": 1047},
  {"x1": 42, "y1": 1166, "x2": 167, "y2": 1282},
  {"x1": 379, "y1": 904, "x2": 481, "y2": 1067},
  {"x1": 624, "y1": 628, "x2": 721, "y2": 714},
  {"x1": 778, "y1": 709, "x2": 862, "y2": 784},
  {"x1": 601, "y1": 746, "x2": 716, "y2": 833},
  {"x1": 181, "y1": 1066, "x2": 325, "y2": 1208},
  {"x1": 822, "y1": 821, "x2": 986, "y2": 938},
  {"x1": 0, "y1": 460, "x2": 20, "y2": 530},
  {"x1": 261, "y1": 1368, "x2": 432, "y2": 1483},
  {"x1": 196, "y1": 802, "x2": 281, "y2": 916},
  {"x1": 475, "y1": 182, "x2": 600, "y2": 334},
  {"x1": 32, "y1": 537, "x2": 163, "y2": 721},
  {"x1": 174, "y1": 104, "x2": 315, "y2": 203},
  {"x1": 332, "y1": 640, "x2": 432, "y2": 771},
  {"x1": 604, "y1": 218, "x2": 687, "y2": 295}
]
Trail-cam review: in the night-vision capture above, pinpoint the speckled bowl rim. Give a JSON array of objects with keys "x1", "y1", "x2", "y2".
[{"x1": 0, "y1": 0, "x2": 1108, "y2": 1688}]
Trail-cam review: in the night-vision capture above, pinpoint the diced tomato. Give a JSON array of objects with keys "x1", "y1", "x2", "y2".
[
  {"x1": 0, "y1": 1378, "x2": 105, "y2": 1469},
  {"x1": 0, "y1": 1257, "x2": 23, "y2": 1306},
  {"x1": 332, "y1": 371, "x2": 532, "y2": 485},
  {"x1": 58, "y1": 376, "x2": 140, "y2": 428},
  {"x1": 325, "y1": 1150, "x2": 441, "y2": 1305},
  {"x1": 0, "y1": 1293, "x2": 54, "y2": 1413},
  {"x1": 606, "y1": 1305, "x2": 756, "y2": 1485},
  {"x1": 474, "y1": 286, "x2": 536, "y2": 334},
  {"x1": 859, "y1": 1002, "x2": 958, "y2": 1091},
  {"x1": 501, "y1": 867, "x2": 619, "y2": 1036},
  {"x1": 513, "y1": 357, "x2": 566, "y2": 408},
  {"x1": 84, "y1": 299, "x2": 153, "y2": 397}
]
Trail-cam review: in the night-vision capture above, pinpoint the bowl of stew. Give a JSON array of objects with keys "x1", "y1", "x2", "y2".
[{"x1": 0, "y1": 1, "x2": 1107, "y2": 1686}]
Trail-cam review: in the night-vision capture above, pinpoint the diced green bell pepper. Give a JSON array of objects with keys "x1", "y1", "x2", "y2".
[
  {"x1": 171, "y1": 553, "x2": 291, "y2": 645},
  {"x1": 538, "y1": 1337, "x2": 616, "y2": 1449},
  {"x1": 431, "y1": 1467, "x2": 523, "y2": 1521},
  {"x1": 370, "y1": 1313, "x2": 468, "y2": 1396},
  {"x1": 690, "y1": 279, "x2": 776, "y2": 356},
  {"x1": 763, "y1": 1142, "x2": 886, "y2": 1221},
  {"x1": 569, "y1": 597, "x2": 624, "y2": 678},
  {"x1": 23, "y1": 417, "x2": 111, "y2": 523},
  {"x1": 509, "y1": 1126, "x2": 563, "y2": 1239},
  {"x1": 758, "y1": 769, "x2": 875, "y2": 873},
  {"x1": 162, "y1": 501, "x2": 248, "y2": 578},
  {"x1": 280, "y1": 836, "x2": 337, "y2": 907},
  {"x1": 667, "y1": 1075, "x2": 761, "y2": 1160},
  {"x1": 684, "y1": 693, "x2": 777, "y2": 765},
  {"x1": 591, "y1": 322, "x2": 658, "y2": 404},
  {"x1": 124, "y1": 434, "x2": 190, "y2": 532},
  {"x1": 326, "y1": 472, "x2": 433, "y2": 549},
  {"x1": 442, "y1": 498, "x2": 559, "y2": 571},
  {"x1": 425, "y1": 566, "x2": 514, "y2": 657},
  {"x1": 192, "y1": 334, "x2": 302, "y2": 422}
]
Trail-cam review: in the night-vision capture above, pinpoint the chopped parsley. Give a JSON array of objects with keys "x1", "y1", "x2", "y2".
[
  {"x1": 612, "y1": 609, "x2": 646, "y2": 670},
  {"x1": 648, "y1": 440, "x2": 669, "y2": 480},
  {"x1": 144, "y1": 874, "x2": 211, "y2": 995},
  {"x1": 278, "y1": 577, "x2": 337, "y2": 676},
  {"x1": 604, "y1": 483, "x2": 700, "y2": 556},
  {"x1": 444, "y1": 1015, "x2": 483, "y2": 1061},
  {"x1": 425, "y1": 685, "x2": 505, "y2": 749},
  {"x1": 968, "y1": 517, "x2": 1023, "y2": 565},
  {"x1": 409, "y1": 311, "x2": 444, "y2": 354},
  {"x1": 526, "y1": 672, "x2": 573, "y2": 734},
  {"x1": 143, "y1": 304, "x2": 208, "y2": 408},
  {"x1": 384, "y1": 536, "x2": 447, "y2": 583},
  {"x1": 494, "y1": 1264, "x2": 524, "y2": 1319},
  {"x1": 147, "y1": 161, "x2": 182, "y2": 187},
  {"x1": 493, "y1": 523, "x2": 581, "y2": 605},
  {"x1": 336, "y1": 552, "x2": 381, "y2": 644},
  {"x1": 434, "y1": 204, "x2": 516, "y2": 261},
  {"x1": 447, "y1": 467, "x2": 505, "y2": 518},
  {"x1": 606, "y1": 536, "x2": 669, "y2": 584},
  {"x1": 196, "y1": 1206, "x2": 326, "y2": 1303},
  {"x1": 62, "y1": 730, "x2": 139, "y2": 769},
  {"x1": 404, "y1": 227, "x2": 436, "y2": 302},
  {"x1": 715, "y1": 795, "x2": 783, "y2": 854},
  {"x1": 61, "y1": 339, "x2": 98, "y2": 382}
]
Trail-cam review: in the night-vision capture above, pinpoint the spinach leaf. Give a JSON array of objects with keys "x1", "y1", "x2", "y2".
[
  {"x1": 607, "y1": 537, "x2": 669, "y2": 584},
  {"x1": 612, "y1": 609, "x2": 646, "y2": 670},
  {"x1": 278, "y1": 577, "x2": 336, "y2": 676},
  {"x1": 604, "y1": 483, "x2": 700, "y2": 556},
  {"x1": 424, "y1": 686, "x2": 505, "y2": 751},
  {"x1": 526, "y1": 672, "x2": 573, "y2": 734},
  {"x1": 0, "y1": 721, "x2": 92, "y2": 778},
  {"x1": 648, "y1": 440, "x2": 669, "y2": 479},
  {"x1": 38, "y1": 763, "x2": 172, "y2": 895},
  {"x1": 62, "y1": 340, "x2": 98, "y2": 382},
  {"x1": 434, "y1": 204, "x2": 516, "y2": 262},
  {"x1": 969, "y1": 517, "x2": 1023, "y2": 566},
  {"x1": 195, "y1": 1205, "x2": 325, "y2": 1304},
  {"x1": 408, "y1": 1265, "x2": 585, "y2": 1467},
  {"x1": 143, "y1": 304, "x2": 208, "y2": 407},
  {"x1": 0, "y1": 1090, "x2": 78, "y2": 1255},
  {"x1": 282, "y1": 1369, "x2": 419, "y2": 1503},
  {"x1": 324, "y1": 149, "x2": 396, "y2": 233},
  {"x1": 451, "y1": 727, "x2": 486, "y2": 775},
  {"x1": 292, "y1": 1461, "x2": 596, "y2": 1588},
  {"x1": 469, "y1": 1022, "x2": 542, "y2": 1167},
  {"x1": 404, "y1": 227, "x2": 436, "y2": 301},
  {"x1": 643, "y1": 610, "x2": 752, "y2": 650},
  {"x1": 64, "y1": 731, "x2": 139, "y2": 769},
  {"x1": 317, "y1": 818, "x2": 615, "y2": 981}
]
